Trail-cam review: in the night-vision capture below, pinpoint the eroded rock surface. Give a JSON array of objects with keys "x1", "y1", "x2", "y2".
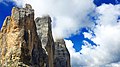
[
  {"x1": 35, "y1": 16, "x2": 54, "y2": 67},
  {"x1": 0, "y1": 4, "x2": 47, "y2": 67},
  {"x1": 0, "y1": 4, "x2": 70, "y2": 67},
  {"x1": 54, "y1": 39, "x2": 70, "y2": 67}
]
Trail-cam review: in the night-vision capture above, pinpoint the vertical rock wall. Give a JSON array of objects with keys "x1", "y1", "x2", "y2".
[
  {"x1": 0, "y1": 4, "x2": 71, "y2": 67},
  {"x1": 54, "y1": 39, "x2": 71, "y2": 67},
  {"x1": 35, "y1": 16, "x2": 55, "y2": 67}
]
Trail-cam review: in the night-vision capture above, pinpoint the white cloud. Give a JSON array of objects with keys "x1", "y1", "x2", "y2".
[
  {"x1": 65, "y1": 40, "x2": 83, "y2": 67},
  {"x1": 105, "y1": 62, "x2": 120, "y2": 67},
  {"x1": 65, "y1": 4, "x2": 120, "y2": 67},
  {"x1": 83, "y1": 32, "x2": 93, "y2": 39},
  {"x1": 3, "y1": 0, "x2": 120, "y2": 67},
  {"x1": 11, "y1": 0, "x2": 95, "y2": 39}
]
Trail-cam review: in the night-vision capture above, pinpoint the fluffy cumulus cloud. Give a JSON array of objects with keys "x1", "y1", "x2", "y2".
[
  {"x1": 65, "y1": 4, "x2": 120, "y2": 67},
  {"x1": 11, "y1": 0, "x2": 95, "y2": 39},
  {"x1": 2, "y1": 0, "x2": 120, "y2": 66}
]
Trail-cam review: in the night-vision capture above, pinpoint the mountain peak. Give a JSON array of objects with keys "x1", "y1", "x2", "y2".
[{"x1": 0, "y1": 4, "x2": 71, "y2": 67}]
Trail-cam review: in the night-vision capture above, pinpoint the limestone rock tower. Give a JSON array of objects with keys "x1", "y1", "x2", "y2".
[{"x1": 0, "y1": 4, "x2": 71, "y2": 67}]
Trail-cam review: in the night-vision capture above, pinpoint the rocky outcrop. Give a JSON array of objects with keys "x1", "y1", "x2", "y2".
[
  {"x1": 0, "y1": 4, "x2": 70, "y2": 67},
  {"x1": 0, "y1": 4, "x2": 47, "y2": 67},
  {"x1": 54, "y1": 39, "x2": 70, "y2": 67},
  {"x1": 35, "y1": 16, "x2": 55, "y2": 67}
]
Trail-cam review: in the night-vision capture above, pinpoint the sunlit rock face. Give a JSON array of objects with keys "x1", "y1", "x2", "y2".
[
  {"x1": 0, "y1": 4, "x2": 47, "y2": 67},
  {"x1": 0, "y1": 4, "x2": 70, "y2": 67},
  {"x1": 35, "y1": 16, "x2": 55, "y2": 67}
]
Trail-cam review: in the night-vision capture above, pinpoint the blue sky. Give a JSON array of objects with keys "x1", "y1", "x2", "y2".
[
  {"x1": 0, "y1": 1, "x2": 15, "y2": 28},
  {"x1": 0, "y1": 0, "x2": 119, "y2": 51},
  {"x1": 66, "y1": 0, "x2": 120, "y2": 52},
  {"x1": 0, "y1": 0, "x2": 120, "y2": 66}
]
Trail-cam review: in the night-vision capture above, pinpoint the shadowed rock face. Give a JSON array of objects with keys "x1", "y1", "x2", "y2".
[
  {"x1": 0, "y1": 4, "x2": 70, "y2": 67},
  {"x1": 35, "y1": 16, "x2": 55, "y2": 67},
  {"x1": 54, "y1": 39, "x2": 71, "y2": 67}
]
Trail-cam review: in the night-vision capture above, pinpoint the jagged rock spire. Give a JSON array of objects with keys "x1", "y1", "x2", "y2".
[
  {"x1": 0, "y1": 4, "x2": 71, "y2": 67},
  {"x1": 0, "y1": 4, "x2": 47, "y2": 67}
]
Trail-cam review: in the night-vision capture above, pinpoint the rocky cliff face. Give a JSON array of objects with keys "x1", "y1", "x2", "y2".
[
  {"x1": 0, "y1": 4, "x2": 70, "y2": 67},
  {"x1": 54, "y1": 39, "x2": 70, "y2": 67}
]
